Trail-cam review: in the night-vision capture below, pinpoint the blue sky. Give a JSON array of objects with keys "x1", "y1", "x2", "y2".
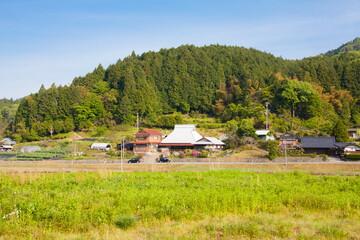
[{"x1": 1, "y1": 0, "x2": 360, "y2": 99}]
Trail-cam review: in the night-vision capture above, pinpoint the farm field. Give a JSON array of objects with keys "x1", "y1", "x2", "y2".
[{"x1": 0, "y1": 168, "x2": 360, "y2": 239}]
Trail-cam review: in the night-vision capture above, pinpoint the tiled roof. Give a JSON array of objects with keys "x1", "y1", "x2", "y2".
[
  {"x1": 335, "y1": 142, "x2": 359, "y2": 149},
  {"x1": 134, "y1": 129, "x2": 163, "y2": 136},
  {"x1": 195, "y1": 137, "x2": 225, "y2": 145},
  {"x1": 279, "y1": 132, "x2": 299, "y2": 139},
  {"x1": 131, "y1": 140, "x2": 162, "y2": 144},
  {"x1": 299, "y1": 137, "x2": 336, "y2": 148},
  {"x1": 161, "y1": 125, "x2": 203, "y2": 144}
]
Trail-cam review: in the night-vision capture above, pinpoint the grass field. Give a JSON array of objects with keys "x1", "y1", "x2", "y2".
[{"x1": 0, "y1": 167, "x2": 360, "y2": 239}]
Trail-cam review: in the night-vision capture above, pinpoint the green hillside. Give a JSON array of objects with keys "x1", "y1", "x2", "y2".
[
  {"x1": 5, "y1": 43, "x2": 360, "y2": 142},
  {"x1": 324, "y1": 37, "x2": 360, "y2": 56}
]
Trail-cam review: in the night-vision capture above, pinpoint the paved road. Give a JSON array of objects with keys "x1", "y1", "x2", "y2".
[{"x1": 127, "y1": 161, "x2": 360, "y2": 165}]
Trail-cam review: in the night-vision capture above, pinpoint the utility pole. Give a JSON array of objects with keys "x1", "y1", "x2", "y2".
[
  {"x1": 285, "y1": 141, "x2": 287, "y2": 168},
  {"x1": 265, "y1": 102, "x2": 269, "y2": 130},
  {"x1": 121, "y1": 137, "x2": 124, "y2": 173},
  {"x1": 137, "y1": 113, "x2": 139, "y2": 132},
  {"x1": 73, "y1": 140, "x2": 76, "y2": 164}
]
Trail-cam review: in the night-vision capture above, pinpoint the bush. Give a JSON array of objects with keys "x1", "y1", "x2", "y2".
[
  {"x1": 266, "y1": 140, "x2": 280, "y2": 160},
  {"x1": 179, "y1": 152, "x2": 185, "y2": 158},
  {"x1": 198, "y1": 150, "x2": 210, "y2": 158},
  {"x1": 114, "y1": 215, "x2": 137, "y2": 229},
  {"x1": 319, "y1": 154, "x2": 328, "y2": 161},
  {"x1": 268, "y1": 154, "x2": 277, "y2": 160},
  {"x1": 192, "y1": 151, "x2": 199, "y2": 157},
  {"x1": 184, "y1": 149, "x2": 193, "y2": 156},
  {"x1": 344, "y1": 154, "x2": 360, "y2": 160}
]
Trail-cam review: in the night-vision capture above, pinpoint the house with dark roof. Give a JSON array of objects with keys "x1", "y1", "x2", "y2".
[
  {"x1": 336, "y1": 142, "x2": 360, "y2": 155},
  {"x1": 278, "y1": 132, "x2": 299, "y2": 152},
  {"x1": 299, "y1": 137, "x2": 338, "y2": 155},
  {"x1": 132, "y1": 129, "x2": 164, "y2": 153},
  {"x1": 299, "y1": 136, "x2": 360, "y2": 156}
]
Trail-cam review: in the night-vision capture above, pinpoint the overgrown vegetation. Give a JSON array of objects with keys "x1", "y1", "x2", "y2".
[{"x1": 0, "y1": 170, "x2": 359, "y2": 239}]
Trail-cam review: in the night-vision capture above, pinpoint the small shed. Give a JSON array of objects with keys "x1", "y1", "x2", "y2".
[
  {"x1": 91, "y1": 143, "x2": 112, "y2": 151},
  {"x1": 20, "y1": 146, "x2": 41, "y2": 153},
  {"x1": 255, "y1": 130, "x2": 275, "y2": 141},
  {"x1": 348, "y1": 129, "x2": 359, "y2": 139},
  {"x1": 0, "y1": 145, "x2": 13, "y2": 152}
]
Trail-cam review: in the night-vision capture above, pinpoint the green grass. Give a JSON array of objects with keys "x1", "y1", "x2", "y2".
[{"x1": 0, "y1": 170, "x2": 359, "y2": 239}]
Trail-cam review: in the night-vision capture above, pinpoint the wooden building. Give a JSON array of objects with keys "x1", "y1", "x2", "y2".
[
  {"x1": 299, "y1": 136, "x2": 360, "y2": 156},
  {"x1": 132, "y1": 129, "x2": 164, "y2": 153}
]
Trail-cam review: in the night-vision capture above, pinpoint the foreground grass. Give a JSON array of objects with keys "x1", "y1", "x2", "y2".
[{"x1": 0, "y1": 170, "x2": 359, "y2": 239}]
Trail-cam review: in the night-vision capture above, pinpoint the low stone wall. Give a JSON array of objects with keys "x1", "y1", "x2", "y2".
[
  {"x1": 272, "y1": 157, "x2": 324, "y2": 163},
  {"x1": 170, "y1": 156, "x2": 325, "y2": 163},
  {"x1": 0, "y1": 156, "x2": 326, "y2": 165}
]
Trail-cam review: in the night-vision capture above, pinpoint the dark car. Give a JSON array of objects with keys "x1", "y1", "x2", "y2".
[
  {"x1": 158, "y1": 157, "x2": 171, "y2": 163},
  {"x1": 128, "y1": 157, "x2": 141, "y2": 163}
]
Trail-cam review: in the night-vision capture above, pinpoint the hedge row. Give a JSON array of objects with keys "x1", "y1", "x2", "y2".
[{"x1": 344, "y1": 154, "x2": 360, "y2": 160}]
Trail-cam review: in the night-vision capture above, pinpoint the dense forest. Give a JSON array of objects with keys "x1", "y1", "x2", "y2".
[
  {"x1": 0, "y1": 98, "x2": 21, "y2": 136},
  {"x1": 5, "y1": 39, "x2": 360, "y2": 142}
]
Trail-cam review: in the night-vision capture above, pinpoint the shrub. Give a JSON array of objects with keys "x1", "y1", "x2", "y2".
[
  {"x1": 268, "y1": 154, "x2": 277, "y2": 160},
  {"x1": 114, "y1": 215, "x2": 137, "y2": 229},
  {"x1": 179, "y1": 152, "x2": 185, "y2": 158},
  {"x1": 319, "y1": 154, "x2": 328, "y2": 161},
  {"x1": 344, "y1": 154, "x2": 360, "y2": 160},
  {"x1": 192, "y1": 151, "x2": 199, "y2": 157},
  {"x1": 266, "y1": 140, "x2": 280, "y2": 160},
  {"x1": 184, "y1": 149, "x2": 193, "y2": 156},
  {"x1": 198, "y1": 150, "x2": 210, "y2": 158}
]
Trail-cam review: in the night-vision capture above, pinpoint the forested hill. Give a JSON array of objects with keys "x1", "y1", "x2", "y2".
[
  {"x1": 7, "y1": 43, "x2": 360, "y2": 142},
  {"x1": 324, "y1": 37, "x2": 360, "y2": 56}
]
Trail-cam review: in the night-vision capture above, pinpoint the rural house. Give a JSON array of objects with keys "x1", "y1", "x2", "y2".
[
  {"x1": 299, "y1": 136, "x2": 360, "y2": 156},
  {"x1": 159, "y1": 125, "x2": 225, "y2": 152},
  {"x1": 132, "y1": 129, "x2": 164, "y2": 153},
  {"x1": 277, "y1": 132, "x2": 299, "y2": 152}
]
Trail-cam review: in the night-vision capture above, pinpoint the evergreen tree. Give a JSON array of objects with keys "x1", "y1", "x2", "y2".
[{"x1": 332, "y1": 120, "x2": 349, "y2": 142}]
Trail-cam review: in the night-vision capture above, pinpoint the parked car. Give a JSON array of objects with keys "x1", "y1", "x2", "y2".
[
  {"x1": 128, "y1": 157, "x2": 141, "y2": 163},
  {"x1": 158, "y1": 157, "x2": 171, "y2": 163}
]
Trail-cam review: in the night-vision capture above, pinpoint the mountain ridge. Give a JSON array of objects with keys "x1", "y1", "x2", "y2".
[{"x1": 323, "y1": 37, "x2": 360, "y2": 57}]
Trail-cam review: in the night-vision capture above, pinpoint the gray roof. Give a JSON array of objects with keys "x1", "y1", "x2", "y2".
[
  {"x1": 195, "y1": 137, "x2": 225, "y2": 146},
  {"x1": 161, "y1": 125, "x2": 203, "y2": 144},
  {"x1": 335, "y1": 142, "x2": 359, "y2": 149},
  {"x1": 279, "y1": 132, "x2": 299, "y2": 139},
  {"x1": 299, "y1": 137, "x2": 336, "y2": 149},
  {"x1": 300, "y1": 136, "x2": 359, "y2": 150}
]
